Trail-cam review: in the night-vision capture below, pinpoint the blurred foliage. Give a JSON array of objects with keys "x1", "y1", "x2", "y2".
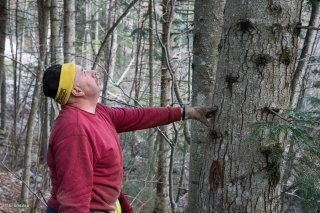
[
  {"x1": 307, "y1": 0, "x2": 320, "y2": 6},
  {"x1": 295, "y1": 171, "x2": 320, "y2": 212},
  {"x1": 247, "y1": 105, "x2": 320, "y2": 212}
]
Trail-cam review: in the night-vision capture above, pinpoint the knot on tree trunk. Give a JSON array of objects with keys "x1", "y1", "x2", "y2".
[
  {"x1": 236, "y1": 19, "x2": 255, "y2": 34},
  {"x1": 209, "y1": 160, "x2": 224, "y2": 190},
  {"x1": 252, "y1": 53, "x2": 273, "y2": 67}
]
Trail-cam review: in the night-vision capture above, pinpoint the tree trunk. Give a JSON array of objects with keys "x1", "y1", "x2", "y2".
[
  {"x1": 192, "y1": 0, "x2": 302, "y2": 212},
  {"x1": 102, "y1": 0, "x2": 118, "y2": 104},
  {"x1": 51, "y1": 0, "x2": 63, "y2": 63},
  {"x1": 0, "y1": 0, "x2": 7, "y2": 131},
  {"x1": 131, "y1": 0, "x2": 145, "y2": 103},
  {"x1": 21, "y1": 0, "x2": 50, "y2": 204},
  {"x1": 63, "y1": 0, "x2": 75, "y2": 62},
  {"x1": 11, "y1": 0, "x2": 20, "y2": 168},
  {"x1": 188, "y1": 0, "x2": 224, "y2": 211},
  {"x1": 94, "y1": 3, "x2": 100, "y2": 54},
  {"x1": 280, "y1": 3, "x2": 320, "y2": 210},
  {"x1": 109, "y1": 29, "x2": 117, "y2": 82},
  {"x1": 154, "y1": 0, "x2": 174, "y2": 212},
  {"x1": 147, "y1": 0, "x2": 155, "y2": 175},
  {"x1": 0, "y1": 71, "x2": 6, "y2": 131},
  {"x1": 82, "y1": 0, "x2": 92, "y2": 67},
  {"x1": 50, "y1": 0, "x2": 62, "y2": 124},
  {"x1": 291, "y1": 2, "x2": 320, "y2": 107},
  {"x1": 39, "y1": 94, "x2": 48, "y2": 165},
  {"x1": 39, "y1": 0, "x2": 61, "y2": 166}
]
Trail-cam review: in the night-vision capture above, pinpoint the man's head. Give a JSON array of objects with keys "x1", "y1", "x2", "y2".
[{"x1": 43, "y1": 63, "x2": 100, "y2": 105}]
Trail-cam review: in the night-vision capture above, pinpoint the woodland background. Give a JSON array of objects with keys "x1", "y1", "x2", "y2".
[{"x1": 0, "y1": 0, "x2": 320, "y2": 212}]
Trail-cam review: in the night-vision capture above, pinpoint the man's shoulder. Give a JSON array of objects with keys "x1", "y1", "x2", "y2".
[
  {"x1": 51, "y1": 106, "x2": 90, "y2": 134},
  {"x1": 96, "y1": 103, "x2": 109, "y2": 111},
  {"x1": 50, "y1": 112, "x2": 88, "y2": 143}
]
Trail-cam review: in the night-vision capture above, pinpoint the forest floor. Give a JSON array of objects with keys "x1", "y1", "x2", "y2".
[
  {"x1": 0, "y1": 166, "x2": 49, "y2": 213},
  {"x1": 0, "y1": 166, "x2": 28, "y2": 213},
  {"x1": 0, "y1": 134, "x2": 49, "y2": 213}
]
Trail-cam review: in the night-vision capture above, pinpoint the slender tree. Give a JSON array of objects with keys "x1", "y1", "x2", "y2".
[
  {"x1": 51, "y1": 0, "x2": 63, "y2": 63},
  {"x1": 102, "y1": 0, "x2": 118, "y2": 103},
  {"x1": 147, "y1": 0, "x2": 155, "y2": 173},
  {"x1": 0, "y1": 72, "x2": 6, "y2": 131},
  {"x1": 21, "y1": 0, "x2": 50, "y2": 204},
  {"x1": 281, "y1": 2, "x2": 320, "y2": 210},
  {"x1": 64, "y1": 0, "x2": 75, "y2": 62},
  {"x1": 188, "y1": 0, "x2": 225, "y2": 210},
  {"x1": 11, "y1": 0, "x2": 20, "y2": 168},
  {"x1": 154, "y1": 0, "x2": 174, "y2": 212},
  {"x1": 291, "y1": 1, "x2": 320, "y2": 107},
  {"x1": 50, "y1": 0, "x2": 63, "y2": 122},
  {"x1": 81, "y1": 0, "x2": 92, "y2": 67},
  {"x1": 0, "y1": 0, "x2": 7, "y2": 131}
]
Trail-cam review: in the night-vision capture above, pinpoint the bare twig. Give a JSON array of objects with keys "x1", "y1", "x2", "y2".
[
  {"x1": 92, "y1": 0, "x2": 140, "y2": 69},
  {"x1": 264, "y1": 107, "x2": 291, "y2": 123},
  {"x1": 0, "y1": 162, "x2": 48, "y2": 207},
  {"x1": 296, "y1": 25, "x2": 320, "y2": 30}
]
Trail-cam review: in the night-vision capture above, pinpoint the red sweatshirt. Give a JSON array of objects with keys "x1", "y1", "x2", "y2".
[{"x1": 47, "y1": 103, "x2": 181, "y2": 212}]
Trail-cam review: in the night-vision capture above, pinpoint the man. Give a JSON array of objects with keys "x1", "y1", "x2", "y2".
[{"x1": 42, "y1": 63, "x2": 215, "y2": 213}]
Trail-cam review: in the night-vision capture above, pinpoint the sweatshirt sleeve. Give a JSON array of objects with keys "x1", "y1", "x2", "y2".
[
  {"x1": 105, "y1": 106, "x2": 182, "y2": 133},
  {"x1": 53, "y1": 135, "x2": 94, "y2": 213}
]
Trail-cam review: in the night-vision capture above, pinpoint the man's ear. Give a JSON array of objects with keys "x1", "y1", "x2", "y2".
[{"x1": 71, "y1": 86, "x2": 85, "y2": 97}]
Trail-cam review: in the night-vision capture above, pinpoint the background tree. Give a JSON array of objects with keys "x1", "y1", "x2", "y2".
[
  {"x1": 64, "y1": 0, "x2": 75, "y2": 62},
  {"x1": 101, "y1": 0, "x2": 118, "y2": 103},
  {"x1": 291, "y1": 0, "x2": 320, "y2": 107},
  {"x1": 0, "y1": 0, "x2": 7, "y2": 132},
  {"x1": 153, "y1": 0, "x2": 174, "y2": 211},
  {"x1": 188, "y1": 0, "x2": 225, "y2": 210},
  {"x1": 280, "y1": 1, "x2": 320, "y2": 211},
  {"x1": 21, "y1": 0, "x2": 50, "y2": 204},
  {"x1": 51, "y1": 0, "x2": 63, "y2": 64}
]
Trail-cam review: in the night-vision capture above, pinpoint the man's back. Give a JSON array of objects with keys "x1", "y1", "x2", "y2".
[{"x1": 47, "y1": 104, "x2": 122, "y2": 212}]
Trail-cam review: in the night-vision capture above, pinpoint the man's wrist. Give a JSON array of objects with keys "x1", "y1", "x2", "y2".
[{"x1": 181, "y1": 105, "x2": 186, "y2": 120}]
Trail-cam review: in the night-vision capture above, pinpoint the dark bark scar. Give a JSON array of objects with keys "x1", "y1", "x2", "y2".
[{"x1": 209, "y1": 160, "x2": 224, "y2": 190}]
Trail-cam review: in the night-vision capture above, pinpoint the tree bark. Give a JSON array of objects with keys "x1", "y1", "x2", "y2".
[
  {"x1": 102, "y1": 0, "x2": 118, "y2": 104},
  {"x1": 0, "y1": 0, "x2": 7, "y2": 131},
  {"x1": 192, "y1": 0, "x2": 302, "y2": 212},
  {"x1": 0, "y1": 71, "x2": 6, "y2": 131},
  {"x1": 50, "y1": 0, "x2": 63, "y2": 124},
  {"x1": 131, "y1": 0, "x2": 144, "y2": 103},
  {"x1": 82, "y1": 0, "x2": 92, "y2": 67},
  {"x1": 63, "y1": 0, "x2": 75, "y2": 62},
  {"x1": 154, "y1": 0, "x2": 174, "y2": 212},
  {"x1": 147, "y1": 0, "x2": 155, "y2": 176},
  {"x1": 188, "y1": 0, "x2": 224, "y2": 211},
  {"x1": 21, "y1": 0, "x2": 50, "y2": 204},
  {"x1": 291, "y1": 2, "x2": 320, "y2": 107},
  {"x1": 50, "y1": 0, "x2": 63, "y2": 63}
]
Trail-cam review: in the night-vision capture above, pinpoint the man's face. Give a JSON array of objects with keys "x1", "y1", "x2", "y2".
[{"x1": 73, "y1": 65, "x2": 101, "y2": 98}]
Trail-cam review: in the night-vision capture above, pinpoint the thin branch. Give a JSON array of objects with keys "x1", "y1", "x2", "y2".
[
  {"x1": 285, "y1": 191, "x2": 320, "y2": 203},
  {"x1": 0, "y1": 53, "x2": 37, "y2": 76},
  {"x1": 92, "y1": 0, "x2": 140, "y2": 69},
  {"x1": 0, "y1": 162, "x2": 48, "y2": 207},
  {"x1": 264, "y1": 107, "x2": 292, "y2": 123},
  {"x1": 296, "y1": 25, "x2": 320, "y2": 30}
]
